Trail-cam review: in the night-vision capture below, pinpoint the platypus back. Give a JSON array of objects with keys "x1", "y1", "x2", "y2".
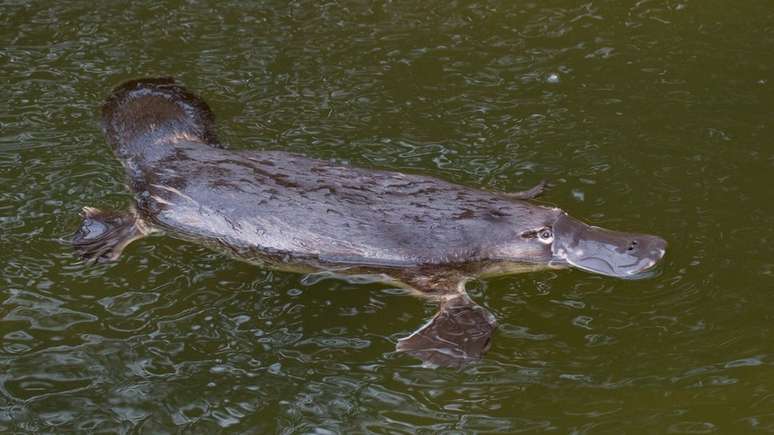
[{"x1": 101, "y1": 77, "x2": 220, "y2": 161}]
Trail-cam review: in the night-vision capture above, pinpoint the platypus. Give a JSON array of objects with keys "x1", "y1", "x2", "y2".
[{"x1": 74, "y1": 78, "x2": 667, "y2": 367}]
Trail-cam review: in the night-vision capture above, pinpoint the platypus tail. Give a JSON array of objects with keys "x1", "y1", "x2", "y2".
[{"x1": 101, "y1": 77, "x2": 221, "y2": 160}]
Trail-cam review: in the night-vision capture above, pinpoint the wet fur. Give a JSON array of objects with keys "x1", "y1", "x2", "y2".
[
  {"x1": 81, "y1": 78, "x2": 565, "y2": 368},
  {"x1": 100, "y1": 79, "x2": 560, "y2": 280}
]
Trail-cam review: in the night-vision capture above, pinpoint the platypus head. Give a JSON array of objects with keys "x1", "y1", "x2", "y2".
[
  {"x1": 512, "y1": 209, "x2": 667, "y2": 279},
  {"x1": 548, "y1": 213, "x2": 667, "y2": 278}
]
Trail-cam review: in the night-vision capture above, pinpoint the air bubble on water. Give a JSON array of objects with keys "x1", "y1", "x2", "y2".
[
  {"x1": 233, "y1": 315, "x2": 250, "y2": 325},
  {"x1": 546, "y1": 73, "x2": 560, "y2": 84},
  {"x1": 209, "y1": 365, "x2": 228, "y2": 374}
]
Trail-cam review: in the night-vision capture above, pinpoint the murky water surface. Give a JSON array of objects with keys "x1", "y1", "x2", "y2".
[{"x1": 2, "y1": 0, "x2": 774, "y2": 432}]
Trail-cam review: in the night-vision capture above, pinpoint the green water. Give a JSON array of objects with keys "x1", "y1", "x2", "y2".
[{"x1": 2, "y1": 0, "x2": 774, "y2": 432}]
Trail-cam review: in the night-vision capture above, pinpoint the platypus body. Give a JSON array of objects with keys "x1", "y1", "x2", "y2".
[{"x1": 75, "y1": 78, "x2": 667, "y2": 367}]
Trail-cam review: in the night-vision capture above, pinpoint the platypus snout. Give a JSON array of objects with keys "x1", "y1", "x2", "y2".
[{"x1": 549, "y1": 213, "x2": 667, "y2": 279}]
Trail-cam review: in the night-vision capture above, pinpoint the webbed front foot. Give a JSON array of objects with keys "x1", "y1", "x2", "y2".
[
  {"x1": 396, "y1": 293, "x2": 496, "y2": 368},
  {"x1": 503, "y1": 179, "x2": 549, "y2": 200}
]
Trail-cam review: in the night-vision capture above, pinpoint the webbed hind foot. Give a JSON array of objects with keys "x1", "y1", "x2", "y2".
[
  {"x1": 396, "y1": 293, "x2": 496, "y2": 368},
  {"x1": 73, "y1": 207, "x2": 149, "y2": 263}
]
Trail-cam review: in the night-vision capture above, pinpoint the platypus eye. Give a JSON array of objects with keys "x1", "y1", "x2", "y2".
[{"x1": 520, "y1": 227, "x2": 554, "y2": 242}]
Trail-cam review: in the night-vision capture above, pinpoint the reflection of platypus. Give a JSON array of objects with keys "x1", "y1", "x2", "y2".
[{"x1": 74, "y1": 78, "x2": 667, "y2": 367}]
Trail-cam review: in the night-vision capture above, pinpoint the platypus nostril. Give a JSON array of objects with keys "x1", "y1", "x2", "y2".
[{"x1": 627, "y1": 240, "x2": 639, "y2": 251}]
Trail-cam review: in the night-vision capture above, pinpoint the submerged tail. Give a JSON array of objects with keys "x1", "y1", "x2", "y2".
[{"x1": 101, "y1": 77, "x2": 221, "y2": 160}]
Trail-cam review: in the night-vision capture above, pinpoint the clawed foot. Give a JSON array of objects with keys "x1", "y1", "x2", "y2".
[
  {"x1": 503, "y1": 179, "x2": 549, "y2": 200},
  {"x1": 396, "y1": 293, "x2": 496, "y2": 368},
  {"x1": 73, "y1": 207, "x2": 147, "y2": 263}
]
